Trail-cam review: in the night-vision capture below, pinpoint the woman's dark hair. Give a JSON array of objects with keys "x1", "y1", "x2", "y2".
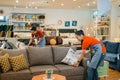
[
  {"x1": 30, "y1": 26, "x2": 36, "y2": 31},
  {"x1": 75, "y1": 30, "x2": 84, "y2": 36}
]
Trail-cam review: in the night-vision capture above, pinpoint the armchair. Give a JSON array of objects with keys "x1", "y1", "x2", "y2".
[{"x1": 103, "y1": 41, "x2": 120, "y2": 71}]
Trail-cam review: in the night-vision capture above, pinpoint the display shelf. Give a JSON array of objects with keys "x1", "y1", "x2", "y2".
[
  {"x1": 14, "y1": 30, "x2": 31, "y2": 32},
  {"x1": 93, "y1": 11, "x2": 110, "y2": 40},
  {"x1": 11, "y1": 21, "x2": 42, "y2": 23},
  {"x1": 9, "y1": 13, "x2": 45, "y2": 32}
]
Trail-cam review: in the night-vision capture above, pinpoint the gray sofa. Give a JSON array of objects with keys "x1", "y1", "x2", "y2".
[{"x1": 0, "y1": 46, "x2": 88, "y2": 80}]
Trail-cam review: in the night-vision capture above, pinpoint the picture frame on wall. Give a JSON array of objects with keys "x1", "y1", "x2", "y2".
[
  {"x1": 65, "y1": 21, "x2": 70, "y2": 27},
  {"x1": 72, "y1": 20, "x2": 77, "y2": 26}
]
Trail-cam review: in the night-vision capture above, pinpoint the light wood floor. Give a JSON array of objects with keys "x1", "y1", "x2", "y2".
[{"x1": 100, "y1": 68, "x2": 120, "y2": 80}]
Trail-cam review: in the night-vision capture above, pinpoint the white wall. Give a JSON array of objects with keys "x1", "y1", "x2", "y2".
[
  {"x1": 0, "y1": 6, "x2": 91, "y2": 29},
  {"x1": 110, "y1": 6, "x2": 120, "y2": 41}
]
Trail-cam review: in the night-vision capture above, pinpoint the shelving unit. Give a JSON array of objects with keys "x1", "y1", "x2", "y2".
[
  {"x1": 9, "y1": 13, "x2": 45, "y2": 32},
  {"x1": 93, "y1": 11, "x2": 110, "y2": 40}
]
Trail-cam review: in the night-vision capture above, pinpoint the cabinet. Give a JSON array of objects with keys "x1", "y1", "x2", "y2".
[
  {"x1": 9, "y1": 13, "x2": 45, "y2": 32},
  {"x1": 93, "y1": 11, "x2": 110, "y2": 40}
]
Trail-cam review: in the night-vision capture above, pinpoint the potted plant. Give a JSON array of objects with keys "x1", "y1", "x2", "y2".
[{"x1": 45, "y1": 69, "x2": 53, "y2": 79}]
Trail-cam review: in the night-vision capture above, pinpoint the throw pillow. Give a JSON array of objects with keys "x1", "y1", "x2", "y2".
[
  {"x1": 61, "y1": 48, "x2": 78, "y2": 66},
  {"x1": 0, "y1": 54, "x2": 11, "y2": 73},
  {"x1": 50, "y1": 39, "x2": 56, "y2": 45},
  {"x1": 9, "y1": 54, "x2": 29, "y2": 72}
]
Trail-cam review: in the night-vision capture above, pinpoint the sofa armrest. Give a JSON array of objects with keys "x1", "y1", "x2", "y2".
[{"x1": 117, "y1": 53, "x2": 120, "y2": 71}]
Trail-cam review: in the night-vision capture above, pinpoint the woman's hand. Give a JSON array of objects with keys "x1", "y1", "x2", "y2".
[{"x1": 73, "y1": 62, "x2": 79, "y2": 67}]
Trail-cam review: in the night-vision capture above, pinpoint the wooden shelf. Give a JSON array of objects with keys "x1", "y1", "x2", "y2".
[{"x1": 12, "y1": 21, "x2": 42, "y2": 23}]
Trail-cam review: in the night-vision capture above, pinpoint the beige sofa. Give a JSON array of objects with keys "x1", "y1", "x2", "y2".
[{"x1": 0, "y1": 46, "x2": 88, "y2": 80}]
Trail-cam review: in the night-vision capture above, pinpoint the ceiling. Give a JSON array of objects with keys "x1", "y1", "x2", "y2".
[{"x1": 0, "y1": 0, "x2": 119, "y2": 9}]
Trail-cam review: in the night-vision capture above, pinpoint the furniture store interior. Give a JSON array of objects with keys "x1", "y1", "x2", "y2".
[{"x1": 0, "y1": 0, "x2": 120, "y2": 80}]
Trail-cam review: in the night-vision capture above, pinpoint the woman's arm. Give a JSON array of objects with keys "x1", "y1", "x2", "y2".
[
  {"x1": 36, "y1": 38, "x2": 42, "y2": 45},
  {"x1": 28, "y1": 37, "x2": 34, "y2": 46},
  {"x1": 73, "y1": 50, "x2": 85, "y2": 67},
  {"x1": 84, "y1": 49, "x2": 92, "y2": 55}
]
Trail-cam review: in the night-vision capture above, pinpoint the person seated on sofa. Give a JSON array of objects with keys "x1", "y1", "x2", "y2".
[
  {"x1": 74, "y1": 30, "x2": 106, "y2": 80},
  {"x1": 28, "y1": 26, "x2": 46, "y2": 47}
]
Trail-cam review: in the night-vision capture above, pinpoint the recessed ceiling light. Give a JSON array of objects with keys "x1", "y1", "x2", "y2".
[
  {"x1": 35, "y1": 7, "x2": 38, "y2": 9},
  {"x1": 78, "y1": 6, "x2": 81, "y2": 8},
  {"x1": 26, "y1": 6, "x2": 28, "y2": 8},
  {"x1": 87, "y1": 3, "x2": 90, "y2": 6},
  {"x1": 29, "y1": 4, "x2": 31, "y2": 7},
  {"x1": 52, "y1": 0, "x2": 55, "y2": 2},
  {"x1": 61, "y1": 3, "x2": 64, "y2": 6},
  {"x1": 73, "y1": 0, "x2": 77, "y2": 1},
  {"x1": 93, "y1": 1, "x2": 96, "y2": 4},
  {"x1": 16, "y1": 0, "x2": 19, "y2": 3},
  {"x1": 32, "y1": 2, "x2": 34, "y2": 5}
]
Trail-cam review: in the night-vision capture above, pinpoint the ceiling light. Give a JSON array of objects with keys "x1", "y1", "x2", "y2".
[
  {"x1": 78, "y1": 6, "x2": 81, "y2": 8},
  {"x1": 26, "y1": 6, "x2": 28, "y2": 8},
  {"x1": 52, "y1": 0, "x2": 55, "y2": 2},
  {"x1": 16, "y1": 0, "x2": 19, "y2": 3},
  {"x1": 32, "y1": 2, "x2": 34, "y2": 5},
  {"x1": 93, "y1": 1, "x2": 96, "y2": 4},
  {"x1": 29, "y1": 4, "x2": 31, "y2": 7},
  {"x1": 35, "y1": 7, "x2": 38, "y2": 9},
  {"x1": 61, "y1": 3, "x2": 64, "y2": 6},
  {"x1": 73, "y1": 0, "x2": 77, "y2": 1},
  {"x1": 87, "y1": 3, "x2": 90, "y2": 6}
]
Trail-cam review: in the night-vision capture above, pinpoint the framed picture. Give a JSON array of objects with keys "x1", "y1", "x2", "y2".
[
  {"x1": 72, "y1": 21, "x2": 77, "y2": 26},
  {"x1": 65, "y1": 21, "x2": 70, "y2": 27}
]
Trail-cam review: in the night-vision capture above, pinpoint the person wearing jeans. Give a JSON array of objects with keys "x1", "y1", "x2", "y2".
[
  {"x1": 28, "y1": 26, "x2": 46, "y2": 47},
  {"x1": 74, "y1": 30, "x2": 106, "y2": 80}
]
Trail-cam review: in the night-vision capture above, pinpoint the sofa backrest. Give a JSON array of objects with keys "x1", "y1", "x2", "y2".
[
  {"x1": 105, "y1": 41, "x2": 119, "y2": 53},
  {"x1": 27, "y1": 46, "x2": 54, "y2": 66},
  {"x1": 0, "y1": 49, "x2": 29, "y2": 65},
  {"x1": 102, "y1": 41, "x2": 108, "y2": 47},
  {"x1": 52, "y1": 46, "x2": 76, "y2": 64},
  {"x1": 117, "y1": 43, "x2": 120, "y2": 53}
]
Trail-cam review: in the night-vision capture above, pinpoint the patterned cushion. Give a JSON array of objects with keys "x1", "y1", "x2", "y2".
[
  {"x1": 0, "y1": 49, "x2": 29, "y2": 65},
  {"x1": 52, "y1": 46, "x2": 76, "y2": 64},
  {"x1": 106, "y1": 42, "x2": 119, "y2": 53},
  {"x1": 0, "y1": 54, "x2": 11, "y2": 73},
  {"x1": 61, "y1": 48, "x2": 78, "y2": 66},
  {"x1": 9, "y1": 54, "x2": 29, "y2": 72}
]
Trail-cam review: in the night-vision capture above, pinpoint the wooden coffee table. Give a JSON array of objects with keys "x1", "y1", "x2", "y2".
[{"x1": 32, "y1": 74, "x2": 66, "y2": 80}]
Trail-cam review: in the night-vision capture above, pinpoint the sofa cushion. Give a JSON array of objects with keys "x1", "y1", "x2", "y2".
[
  {"x1": 9, "y1": 54, "x2": 29, "y2": 72},
  {"x1": 61, "y1": 48, "x2": 78, "y2": 66},
  {"x1": 0, "y1": 54, "x2": 11, "y2": 73},
  {"x1": 0, "y1": 49, "x2": 29, "y2": 65},
  {"x1": 104, "y1": 53, "x2": 117, "y2": 62},
  {"x1": 52, "y1": 46, "x2": 76, "y2": 64},
  {"x1": 55, "y1": 64, "x2": 84, "y2": 76},
  {"x1": 1, "y1": 69, "x2": 32, "y2": 80},
  {"x1": 30, "y1": 65, "x2": 59, "y2": 75},
  {"x1": 27, "y1": 46, "x2": 53, "y2": 66},
  {"x1": 106, "y1": 42, "x2": 119, "y2": 53}
]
